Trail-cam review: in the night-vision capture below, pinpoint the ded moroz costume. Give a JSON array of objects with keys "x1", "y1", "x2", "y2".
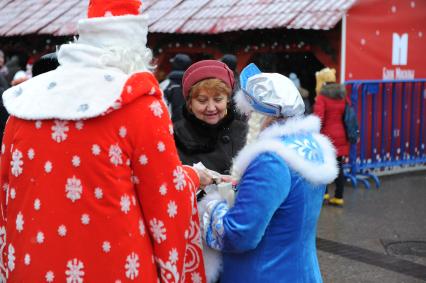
[{"x1": 0, "y1": 0, "x2": 206, "y2": 282}]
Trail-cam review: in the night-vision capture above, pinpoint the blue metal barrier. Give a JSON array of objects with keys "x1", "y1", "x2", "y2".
[{"x1": 344, "y1": 79, "x2": 426, "y2": 189}]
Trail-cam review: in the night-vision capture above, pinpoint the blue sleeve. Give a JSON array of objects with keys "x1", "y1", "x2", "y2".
[{"x1": 222, "y1": 152, "x2": 291, "y2": 252}]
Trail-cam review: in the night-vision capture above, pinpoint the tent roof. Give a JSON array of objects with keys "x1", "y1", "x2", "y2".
[{"x1": 0, "y1": 0, "x2": 357, "y2": 36}]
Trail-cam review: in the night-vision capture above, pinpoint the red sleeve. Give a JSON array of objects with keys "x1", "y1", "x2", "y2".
[
  {"x1": 130, "y1": 93, "x2": 205, "y2": 283},
  {"x1": 313, "y1": 95, "x2": 326, "y2": 124},
  {"x1": 0, "y1": 117, "x2": 13, "y2": 278}
]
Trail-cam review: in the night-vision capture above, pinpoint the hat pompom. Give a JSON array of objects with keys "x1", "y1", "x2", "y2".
[{"x1": 88, "y1": 0, "x2": 142, "y2": 18}]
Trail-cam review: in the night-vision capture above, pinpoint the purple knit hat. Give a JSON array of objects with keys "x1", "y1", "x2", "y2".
[{"x1": 182, "y1": 60, "x2": 235, "y2": 99}]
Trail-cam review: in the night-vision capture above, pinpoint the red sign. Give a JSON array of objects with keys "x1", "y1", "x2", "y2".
[{"x1": 344, "y1": 0, "x2": 426, "y2": 81}]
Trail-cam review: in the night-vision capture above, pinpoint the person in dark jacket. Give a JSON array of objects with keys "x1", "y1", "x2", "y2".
[
  {"x1": 163, "y1": 53, "x2": 192, "y2": 122},
  {"x1": 220, "y1": 53, "x2": 248, "y2": 121},
  {"x1": 314, "y1": 83, "x2": 349, "y2": 206},
  {"x1": 174, "y1": 60, "x2": 247, "y2": 176},
  {"x1": 32, "y1": 52, "x2": 59, "y2": 77}
]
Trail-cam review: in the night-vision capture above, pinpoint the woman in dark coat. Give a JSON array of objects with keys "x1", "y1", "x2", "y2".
[
  {"x1": 173, "y1": 60, "x2": 247, "y2": 176},
  {"x1": 314, "y1": 83, "x2": 349, "y2": 206}
]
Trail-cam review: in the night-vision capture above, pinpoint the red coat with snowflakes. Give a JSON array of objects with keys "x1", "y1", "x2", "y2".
[{"x1": 0, "y1": 72, "x2": 206, "y2": 283}]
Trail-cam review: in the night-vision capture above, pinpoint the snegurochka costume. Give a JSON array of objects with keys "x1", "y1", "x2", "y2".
[{"x1": 200, "y1": 64, "x2": 338, "y2": 283}]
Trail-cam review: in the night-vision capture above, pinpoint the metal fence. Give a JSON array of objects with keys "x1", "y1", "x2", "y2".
[{"x1": 344, "y1": 80, "x2": 426, "y2": 189}]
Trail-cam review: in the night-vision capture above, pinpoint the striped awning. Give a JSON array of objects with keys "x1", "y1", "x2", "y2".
[{"x1": 0, "y1": 0, "x2": 357, "y2": 36}]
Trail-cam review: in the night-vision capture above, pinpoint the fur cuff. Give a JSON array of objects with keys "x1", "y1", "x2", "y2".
[{"x1": 198, "y1": 191, "x2": 224, "y2": 283}]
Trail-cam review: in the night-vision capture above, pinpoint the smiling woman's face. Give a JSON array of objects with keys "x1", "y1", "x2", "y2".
[{"x1": 188, "y1": 79, "x2": 231, "y2": 125}]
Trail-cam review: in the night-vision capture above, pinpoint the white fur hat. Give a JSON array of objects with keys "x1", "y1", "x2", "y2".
[{"x1": 77, "y1": 0, "x2": 148, "y2": 50}]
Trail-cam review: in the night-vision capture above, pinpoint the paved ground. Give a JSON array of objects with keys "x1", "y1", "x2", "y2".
[{"x1": 317, "y1": 171, "x2": 426, "y2": 283}]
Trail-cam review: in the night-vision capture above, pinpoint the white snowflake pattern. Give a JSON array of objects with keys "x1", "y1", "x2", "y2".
[
  {"x1": 109, "y1": 144, "x2": 123, "y2": 166},
  {"x1": 81, "y1": 214, "x2": 90, "y2": 225},
  {"x1": 149, "y1": 218, "x2": 167, "y2": 244},
  {"x1": 46, "y1": 271, "x2": 54, "y2": 282},
  {"x1": 169, "y1": 248, "x2": 178, "y2": 264},
  {"x1": 91, "y1": 144, "x2": 101, "y2": 156},
  {"x1": 24, "y1": 254, "x2": 30, "y2": 265},
  {"x1": 167, "y1": 201, "x2": 178, "y2": 218},
  {"x1": 94, "y1": 187, "x2": 103, "y2": 199},
  {"x1": 125, "y1": 252, "x2": 140, "y2": 280},
  {"x1": 72, "y1": 156, "x2": 81, "y2": 167},
  {"x1": 16, "y1": 212, "x2": 24, "y2": 232},
  {"x1": 131, "y1": 175, "x2": 140, "y2": 185},
  {"x1": 35, "y1": 120, "x2": 42, "y2": 129},
  {"x1": 138, "y1": 219, "x2": 145, "y2": 236},
  {"x1": 44, "y1": 161, "x2": 53, "y2": 173},
  {"x1": 288, "y1": 138, "x2": 322, "y2": 162},
  {"x1": 65, "y1": 176, "x2": 83, "y2": 202},
  {"x1": 58, "y1": 225, "x2": 67, "y2": 237},
  {"x1": 127, "y1": 86, "x2": 133, "y2": 94},
  {"x1": 51, "y1": 120, "x2": 69, "y2": 143},
  {"x1": 36, "y1": 231, "x2": 44, "y2": 244},
  {"x1": 112, "y1": 100, "x2": 122, "y2": 110},
  {"x1": 65, "y1": 258, "x2": 85, "y2": 283},
  {"x1": 34, "y1": 198, "x2": 41, "y2": 210},
  {"x1": 1, "y1": 143, "x2": 4, "y2": 154},
  {"x1": 27, "y1": 148, "x2": 35, "y2": 160},
  {"x1": 75, "y1": 121, "x2": 84, "y2": 130},
  {"x1": 11, "y1": 149, "x2": 23, "y2": 177},
  {"x1": 173, "y1": 166, "x2": 186, "y2": 191},
  {"x1": 10, "y1": 188, "x2": 16, "y2": 200},
  {"x1": 119, "y1": 126, "x2": 127, "y2": 138},
  {"x1": 120, "y1": 195, "x2": 131, "y2": 214},
  {"x1": 149, "y1": 101, "x2": 163, "y2": 118},
  {"x1": 8, "y1": 243, "x2": 15, "y2": 271},
  {"x1": 149, "y1": 86, "x2": 156, "y2": 95},
  {"x1": 139, "y1": 154, "x2": 148, "y2": 165},
  {"x1": 102, "y1": 241, "x2": 111, "y2": 253},
  {"x1": 159, "y1": 184, "x2": 167, "y2": 195},
  {"x1": 191, "y1": 272, "x2": 202, "y2": 283},
  {"x1": 157, "y1": 142, "x2": 166, "y2": 152}
]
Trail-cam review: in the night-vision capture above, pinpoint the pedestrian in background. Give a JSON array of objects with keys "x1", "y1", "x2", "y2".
[
  {"x1": 314, "y1": 82, "x2": 349, "y2": 206},
  {"x1": 0, "y1": 0, "x2": 208, "y2": 281},
  {"x1": 174, "y1": 60, "x2": 247, "y2": 176},
  {"x1": 0, "y1": 50, "x2": 10, "y2": 144},
  {"x1": 289, "y1": 72, "x2": 311, "y2": 115},
  {"x1": 163, "y1": 53, "x2": 192, "y2": 122},
  {"x1": 31, "y1": 52, "x2": 59, "y2": 77}
]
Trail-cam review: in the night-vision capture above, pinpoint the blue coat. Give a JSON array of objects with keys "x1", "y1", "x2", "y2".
[{"x1": 202, "y1": 115, "x2": 338, "y2": 283}]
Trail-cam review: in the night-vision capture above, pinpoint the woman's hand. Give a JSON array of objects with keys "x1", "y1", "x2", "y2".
[{"x1": 193, "y1": 167, "x2": 214, "y2": 188}]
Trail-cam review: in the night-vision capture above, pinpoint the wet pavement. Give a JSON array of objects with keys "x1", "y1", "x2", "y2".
[{"x1": 317, "y1": 171, "x2": 426, "y2": 282}]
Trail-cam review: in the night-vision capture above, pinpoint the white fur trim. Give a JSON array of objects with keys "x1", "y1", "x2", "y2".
[
  {"x1": 260, "y1": 115, "x2": 321, "y2": 138},
  {"x1": 2, "y1": 42, "x2": 154, "y2": 120},
  {"x1": 3, "y1": 65, "x2": 128, "y2": 120},
  {"x1": 2, "y1": 14, "x2": 153, "y2": 121},
  {"x1": 232, "y1": 116, "x2": 338, "y2": 185},
  {"x1": 202, "y1": 243, "x2": 223, "y2": 283},
  {"x1": 78, "y1": 15, "x2": 148, "y2": 50},
  {"x1": 198, "y1": 191, "x2": 224, "y2": 283},
  {"x1": 234, "y1": 89, "x2": 253, "y2": 115}
]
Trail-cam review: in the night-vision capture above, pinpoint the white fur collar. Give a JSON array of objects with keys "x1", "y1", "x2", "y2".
[
  {"x1": 2, "y1": 44, "x2": 148, "y2": 120},
  {"x1": 260, "y1": 115, "x2": 321, "y2": 138},
  {"x1": 232, "y1": 116, "x2": 338, "y2": 185}
]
